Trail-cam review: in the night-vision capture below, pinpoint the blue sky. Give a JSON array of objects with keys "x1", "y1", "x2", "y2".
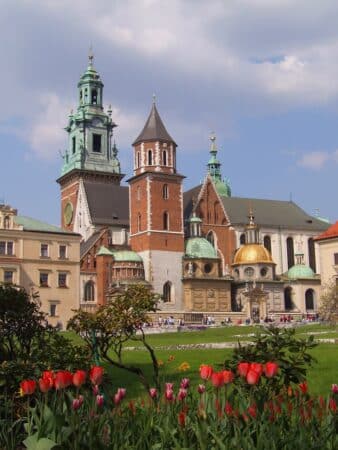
[{"x1": 1, "y1": 0, "x2": 338, "y2": 225}]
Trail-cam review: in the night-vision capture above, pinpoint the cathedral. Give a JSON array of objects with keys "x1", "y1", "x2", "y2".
[{"x1": 57, "y1": 55, "x2": 329, "y2": 323}]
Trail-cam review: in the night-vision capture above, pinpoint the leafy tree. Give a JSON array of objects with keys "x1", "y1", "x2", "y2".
[
  {"x1": 319, "y1": 279, "x2": 338, "y2": 325},
  {"x1": 68, "y1": 284, "x2": 160, "y2": 393}
]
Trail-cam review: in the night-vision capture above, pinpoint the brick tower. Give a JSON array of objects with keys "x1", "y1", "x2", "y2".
[
  {"x1": 57, "y1": 51, "x2": 122, "y2": 236},
  {"x1": 128, "y1": 99, "x2": 185, "y2": 310}
]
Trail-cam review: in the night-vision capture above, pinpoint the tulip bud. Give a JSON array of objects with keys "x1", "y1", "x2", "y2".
[
  {"x1": 165, "y1": 389, "x2": 175, "y2": 401},
  {"x1": 180, "y1": 378, "x2": 190, "y2": 389},
  {"x1": 197, "y1": 384, "x2": 206, "y2": 394},
  {"x1": 331, "y1": 384, "x2": 338, "y2": 394},
  {"x1": 149, "y1": 388, "x2": 158, "y2": 399},
  {"x1": 96, "y1": 394, "x2": 104, "y2": 407},
  {"x1": 177, "y1": 388, "x2": 187, "y2": 401}
]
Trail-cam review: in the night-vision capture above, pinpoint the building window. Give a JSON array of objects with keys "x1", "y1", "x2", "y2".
[
  {"x1": 163, "y1": 281, "x2": 172, "y2": 302},
  {"x1": 93, "y1": 134, "x2": 102, "y2": 152},
  {"x1": 148, "y1": 150, "x2": 152, "y2": 165},
  {"x1": 286, "y1": 237, "x2": 295, "y2": 269},
  {"x1": 40, "y1": 244, "x2": 49, "y2": 258},
  {"x1": 204, "y1": 263, "x2": 213, "y2": 274},
  {"x1": 84, "y1": 281, "x2": 95, "y2": 302},
  {"x1": 58, "y1": 273, "x2": 67, "y2": 288},
  {"x1": 91, "y1": 89, "x2": 98, "y2": 104},
  {"x1": 240, "y1": 233, "x2": 246, "y2": 245},
  {"x1": 137, "y1": 213, "x2": 141, "y2": 232},
  {"x1": 284, "y1": 287, "x2": 293, "y2": 310},
  {"x1": 0, "y1": 241, "x2": 14, "y2": 255},
  {"x1": 334, "y1": 253, "x2": 338, "y2": 265},
  {"x1": 305, "y1": 289, "x2": 315, "y2": 310},
  {"x1": 263, "y1": 236, "x2": 271, "y2": 253},
  {"x1": 163, "y1": 184, "x2": 168, "y2": 199},
  {"x1": 163, "y1": 150, "x2": 167, "y2": 166},
  {"x1": 244, "y1": 267, "x2": 254, "y2": 278},
  {"x1": 72, "y1": 136, "x2": 76, "y2": 154},
  {"x1": 163, "y1": 212, "x2": 169, "y2": 230},
  {"x1": 59, "y1": 245, "x2": 67, "y2": 259},
  {"x1": 4, "y1": 216, "x2": 10, "y2": 229},
  {"x1": 308, "y1": 238, "x2": 316, "y2": 273},
  {"x1": 39, "y1": 272, "x2": 49, "y2": 287},
  {"x1": 4, "y1": 270, "x2": 13, "y2": 284},
  {"x1": 50, "y1": 304, "x2": 57, "y2": 317},
  {"x1": 137, "y1": 186, "x2": 141, "y2": 201},
  {"x1": 137, "y1": 152, "x2": 140, "y2": 168},
  {"x1": 260, "y1": 267, "x2": 268, "y2": 278}
]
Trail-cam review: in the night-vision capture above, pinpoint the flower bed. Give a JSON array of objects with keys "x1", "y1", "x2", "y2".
[{"x1": 12, "y1": 363, "x2": 338, "y2": 450}]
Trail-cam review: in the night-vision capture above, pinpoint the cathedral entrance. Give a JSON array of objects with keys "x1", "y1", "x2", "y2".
[{"x1": 243, "y1": 282, "x2": 268, "y2": 323}]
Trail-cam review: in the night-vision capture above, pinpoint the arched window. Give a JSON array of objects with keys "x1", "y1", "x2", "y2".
[
  {"x1": 163, "y1": 212, "x2": 169, "y2": 230},
  {"x1": 284, "y1": 287, "x2": 293, "y2": 310},
  {"x1": 305, "y1": 289, "x2": 314, "y2": 310},
  {"x1": 80, "y1": 90, "x2": 83, "y2": 103},
  {"x1": 162, "y1": 184, "x2": 168, "y2": 199},
  {"x1": 263, "y1": 235, "x2": 271, "y2": 253},
  {"x1": 84, "y1": 281, "x2": 95, "y2": 302},
  {"x1": 91, "y1": 89, "x2": 98, "y2": 104},
  {"x1": 4, "y1": 216, "x2": 10, "y2": 229},
  {"x1": 240, "y1": 233, "x2": 246, "y2": 245},
  {"x1": 137, "y1": 152, "x2": 140, "y2": 168},
  {"x1": 286, "y1": 237, "x2": 295, "y2": 269},
  {"x1": 148, "y1": 150, "x2": 152, "y2": 165},
  {"x1": 163, "y1": 150, "x2": 167, "y2": 166},
  {"x1": 84, "y1": 88, "x2": 88, "y2": 102},
  {"x1": 308, "y1": 238, "x2": 316, "y2": 273},
  {"x1": 163, "y1": 281, "x2": 172, "y2": 302},
  {"x1": 137, "y1": 213, "x2": 141, "y2": 232}
]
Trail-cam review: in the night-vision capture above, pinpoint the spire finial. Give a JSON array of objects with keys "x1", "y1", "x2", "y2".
[
  {"x1": 88, "y1": 45, "x2": 94, "y2": 67},
  {"x1": 248, "y1": 204, "x2": 255, "y2": 226},
  {"x1": 152, "y1": 93, "x2": 156, "y2": 104},
  {"x1": 209, "y1": 132, "x2": 217, "y2": 153}
]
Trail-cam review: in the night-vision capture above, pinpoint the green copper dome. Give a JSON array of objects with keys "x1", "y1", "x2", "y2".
[
  {"x1": 287, "y1": 264, "x2": 315, "y2": 279},
  {"x1": 112, "y1": 250, "x2": 143, "y2": 263},
  {"x1": 214, "y1": 179, "x2": 231, "y2": 197},
  {"x1": 185, "y1": 237, "x2": 218, "y2": 259},
  {"x1": 96, "y1": 246, "x2": 113, "y2": 256}
]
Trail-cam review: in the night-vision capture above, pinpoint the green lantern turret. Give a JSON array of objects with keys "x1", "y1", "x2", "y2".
[
  {"x1": 60, "y1": 51, "x2": 122, "y2": 179},
  {"x1": 207, "y1": 133, "x2": 231, "y2": 197}
]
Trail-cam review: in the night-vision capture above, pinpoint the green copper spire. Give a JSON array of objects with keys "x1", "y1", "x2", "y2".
[
  {"x1": 60, "y1": 51, "x2": 121, "y2": 178},
  {"x1": 207, "y1": 133, "x2": 231, "y2": 197}
]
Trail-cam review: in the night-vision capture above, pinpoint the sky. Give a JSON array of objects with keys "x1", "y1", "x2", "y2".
[{"x1": 1, "y1": 0, "x2": 338, "y2": 226}]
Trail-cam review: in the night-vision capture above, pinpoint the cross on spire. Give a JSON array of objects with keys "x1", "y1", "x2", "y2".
[{"x1": 88, "y1": 45, "x2": 94, "y2": 66}]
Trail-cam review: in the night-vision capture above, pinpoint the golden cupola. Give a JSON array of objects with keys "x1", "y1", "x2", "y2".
[{"x1": 232, "y1": 209, "x2": 275, "y2": 266}]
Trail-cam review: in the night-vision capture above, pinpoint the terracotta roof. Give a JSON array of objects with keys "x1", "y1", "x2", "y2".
[
  {"x1": 315, "y1": 220, "x2": 338, "y2": 241},
  {"x1": 133, "y1": 103, "x2": 175, "y2": 145}
]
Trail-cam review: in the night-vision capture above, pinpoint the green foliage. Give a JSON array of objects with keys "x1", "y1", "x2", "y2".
[
  {"x1": 320, "y1": 280, "x2": 338, "y2": 325},
  {"x1": 68, "y1": 284, "x2": 160, "y2": 392},
  {"x1": 225, "y1": 326, "x2": 317, "y2": 387}
]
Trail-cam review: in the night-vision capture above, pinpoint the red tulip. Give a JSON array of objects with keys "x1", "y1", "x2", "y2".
[
  {"x1": 54, "y1": 371, "x2": 73, "y2": 390},
  {"x1": 329, "y1": 398, "x2": 337, "y2": 413},
  {"x1": 197, "y1": 384, "x2": 206, "y2": 394},
  {"x1": 89, "y1": 366, "x2": 104, "y2": 385},
  {"x1": 39, "y1": 378, "x2": 52, "y2": 393},
  {"x1": 299, "y1": 381, "x2": 308, "y2": 395},
  {"x1": 199, "y1": 364, "x2": 213, "y2": 380},
  {"x1": 117, "y1": 388, "x2": 126, "y2": 400},
  {"x1": 247, "y1": 403, "x2": 257, "y2": 418},
  {"x1": 223, "y1": 370, "x2": 235, "y2": 384},
  {"x1": 72, "y1": 395, "x2": 84, "y2": 410},
  {"x1": 178, "y1": 388, "x2": 187, "y2": 401},
  {"x1": 211, "y1": 371, "x2": 225, "y2": 388},
  {"x1": 178, "y1": 411, "x2": 186, "y2": 427},
  {"x1": 264, "y1": 362, "x2": 279, "y2": 378},
  {"x1": 250, "y1": 363, "x2": 263, "y2": 376},
  {"x1": 246, "y1": 369, "x2": 261, "y2": 385},
  {"x1": 331, "y1": 384, "x2": 338, "y2": 394},
  {"x1": 73, "y1": 370, "x2": 86, "y2": 387},
  {"x1": 225, "y1": 401, "x2": 233, "y2": 415},
  {"x1": 41, "y1": 370, "x2": 54, "y2": 388},
  {"x1": 165, "y1": 389, "x2": 175, "y2": 402},
  {"x1": 149, "y1": 388, "x2": 157, "y2": 399},
  {"x1": 165, "y1": 382, "x2": 174, "y2": 391},
  {"x1": 20, "y1": 380, "x2": 36, "y2": 396},
  {"x1": 237, "y1": 362, "x2": 250, "y2": 377}
]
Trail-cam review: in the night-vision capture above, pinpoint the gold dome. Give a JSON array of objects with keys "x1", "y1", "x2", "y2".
[{"x1": 233, "y1": 244, "x2": 274, "y2": 265}]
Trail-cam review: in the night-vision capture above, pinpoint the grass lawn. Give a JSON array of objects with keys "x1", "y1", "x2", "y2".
[{"x1": 63, "y1": 323, "x2": 338, "y2": 398}]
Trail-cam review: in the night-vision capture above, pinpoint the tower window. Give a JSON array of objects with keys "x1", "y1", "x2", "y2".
[
  {"x1": 137, "y1": 213, "x2": 141, "y2": 232},
  {"x1": 163, "y1": 212, "x2": 169, "y2": 230},
  {"x1": 240, "y1": 233, "x2": 246, "y2": 245},
  {"x1": 148, "y1": 150, "x2": 153, "y2": 165},
  {"x1": 80, "y1": 91, "x2": 83, "y2": 103},
  {"x1": 72, "y1": 136, "x2": 76, "y2": 154},
  {"x1": 163, "y1": 150, "x2": 167, "y2": 166},
  {"x1": 163, "y1": 281, "x2": 172, "y2": 302},
  {"x1": 84, "y1": 88, "x2": 88, "y2": 103},
  {"x1": 84, "y1": 281, "x2": 95, "y2": 302},
  {"x1": 93, "y1": 134, "x2": 102, "y2": 152},
  {"x1": 163, "y1": 184, "x2": 169, "y2": 199},
  {"x1": 91, "y1": 89, "x2": 98, "y2": 104},
  {"x1": 263, "y1": 235, "x2": 271, "y2": 253},
  {"x1": 137, "y1": 152, "x2": 140, "y2": 168}
]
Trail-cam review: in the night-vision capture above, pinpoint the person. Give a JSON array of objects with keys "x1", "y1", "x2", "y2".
[{"x1": 158, "y1": 316, "x2": 163, "y2": 327}]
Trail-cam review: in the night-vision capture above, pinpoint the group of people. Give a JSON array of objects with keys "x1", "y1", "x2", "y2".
[{"x1": 158, "y1": 316, "x2": 185, "y2": 327}]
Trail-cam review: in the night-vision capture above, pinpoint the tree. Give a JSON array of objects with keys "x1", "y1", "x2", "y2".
[
  {"x1": 68, "y1": 284, "x2": 161, "y2": 393},
  {"x1": 319, "y1": 279, "x2": 338, "y2": 325}
]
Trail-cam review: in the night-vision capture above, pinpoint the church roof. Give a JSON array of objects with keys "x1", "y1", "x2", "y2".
[
  {"x1": 80, "y1": 230, "x2": 103, "y2": 259},
  {"x1": 84, "y1": 181, "x2": 129, "y2": 226},
  {"x1": 315, "y1": 220, "x2": 338, "y2": 241},
  {"x1": 220, "y1": 197, "x2": 329, "y2": 231},
  {"x1": 287, "y1": 264, "x2": 315, "y2": 279},
  {"x1": 185, "y1": 237, "x2": 218, "y2": 259},
  {"x1": 133, "y1": 103, "x2": 176, "y2": 145},
  {"x1": 14, "y1": 216, "x2": 77, "y2": 235}
]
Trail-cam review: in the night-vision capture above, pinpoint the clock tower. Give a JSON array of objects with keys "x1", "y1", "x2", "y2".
[
  {"x1": 128, "y1": 100, "x2": 185, "y2": 309},
  {"x1": 57, "y1": 51, "x2": 123, "y2": 233}
]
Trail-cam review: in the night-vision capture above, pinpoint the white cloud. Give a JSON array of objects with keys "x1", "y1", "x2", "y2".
[{"x1": 297, "y1": 151, "x2": 334, "y2": 170}]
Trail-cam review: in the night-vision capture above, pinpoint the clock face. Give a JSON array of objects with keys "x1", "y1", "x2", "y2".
[{"x1": 63, "y1": 202, "x2": 73, "y2": 226}]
